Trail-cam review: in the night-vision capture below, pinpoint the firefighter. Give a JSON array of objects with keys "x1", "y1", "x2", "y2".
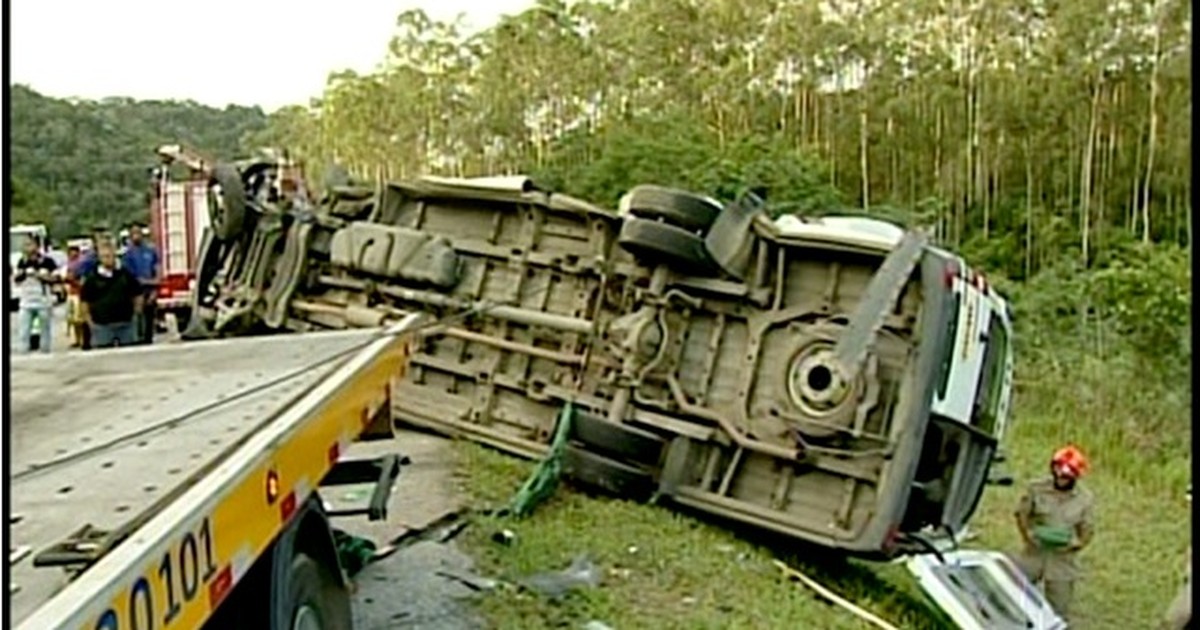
[{"x1": 1013, "y1": 444, "x2": 1095, "y2": 623}]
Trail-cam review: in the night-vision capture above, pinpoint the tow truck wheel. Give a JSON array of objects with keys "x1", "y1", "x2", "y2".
[{"x1": 285, "y1": 553, "x2": 351, "y2": 630}]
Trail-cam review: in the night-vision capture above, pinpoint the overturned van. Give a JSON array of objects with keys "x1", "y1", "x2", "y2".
[{"x1": 188, "y1": 170, "x2": 1014, "y2": 560}]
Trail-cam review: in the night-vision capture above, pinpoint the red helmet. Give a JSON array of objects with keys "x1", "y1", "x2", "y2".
[{"x1": 1051, "y1": 445, "x2": 1089, "y2": 479}]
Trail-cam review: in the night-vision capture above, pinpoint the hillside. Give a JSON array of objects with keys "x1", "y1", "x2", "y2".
[{"x1": 8, "y1": 84, "x2": 269, "y2": 238}]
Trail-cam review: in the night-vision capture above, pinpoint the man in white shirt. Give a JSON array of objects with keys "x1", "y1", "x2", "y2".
[{"x1": 12, "y1": 235, "x2": 58, "y2": 353}]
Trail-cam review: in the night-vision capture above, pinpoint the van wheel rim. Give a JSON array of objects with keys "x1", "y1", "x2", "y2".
[{"x1": 292, "y1": 605, "x2": 321, "y2": 630}]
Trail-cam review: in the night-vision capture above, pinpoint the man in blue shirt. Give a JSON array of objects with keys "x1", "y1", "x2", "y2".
[{"x1": 121, "y1": 223, "x2": 160, "y2": 344}]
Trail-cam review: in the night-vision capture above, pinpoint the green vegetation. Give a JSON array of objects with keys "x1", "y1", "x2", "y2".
[
  {"x1": 8, "y1": 0, "x2": 1190, "y2": 626},
  {"x1": 8, "y1": 85, "x2": 268, "y2": 238},
  {"x1": 456, "y1": 443, "x2": 945, "y2": 630}
]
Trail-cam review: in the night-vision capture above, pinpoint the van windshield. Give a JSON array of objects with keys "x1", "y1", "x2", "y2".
[{"x1": 972, "y1": 314, "x2": 1010, "y2": 436}]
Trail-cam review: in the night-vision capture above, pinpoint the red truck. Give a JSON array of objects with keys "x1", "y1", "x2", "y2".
[{"x1": 149, "y1": 144, "x2": 214, "y2": 332}]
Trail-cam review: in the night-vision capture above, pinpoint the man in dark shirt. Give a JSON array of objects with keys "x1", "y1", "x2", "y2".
[
  {"x1": 73, "y1": 226, "x2": 111, "y2": 279},
  {"x1": 80, "y1": 241, "x2": 143, "y2": 349},
  {"x1": 121, "y1": 223, "x2": 160, "y2": 344},
  {"x1": 71, "y1": 226, "x2": 113, "y2": 350}
]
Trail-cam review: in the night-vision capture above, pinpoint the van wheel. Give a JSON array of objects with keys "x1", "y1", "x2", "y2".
[
  {"x1": 283, "y1": 553, "x2": 351, "y2": 630},
  {"x1": 617, "y1": 219, "x2": 718, "y2": 276},
  {"x1": 208, "y1": 164, "x2": 248, "y2": 241},
  {"x1": 619, "y1": 185, "x2": 722, "y2": 233}
]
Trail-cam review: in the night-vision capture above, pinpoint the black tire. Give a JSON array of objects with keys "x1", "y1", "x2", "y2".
[
  {"x1": 619, "y1": 185, "x2": 722, "y2": 233},
  {"x1": 209, "y1": 164, "x2": 248, "y2": 241},
  {"x1": 283, "y1": 553, "x2": 352, "y2": 630},
  {"x1": 569, "y1": 410, "x2": 666, "y2": 467},
  {"x1": 562, "y1": 446, "x2": 655, "y2": 501},
  {"x1": 617, "y1": 218, "x2": 719, "y2": 276}
]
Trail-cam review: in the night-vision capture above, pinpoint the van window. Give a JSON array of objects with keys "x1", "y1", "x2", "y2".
[
  {"x1": 935, "y1": 290, "x2": 962, "y2": 401},
  {"x1": 972, "y1": 313, "x2": 1010, "y2": 435}
]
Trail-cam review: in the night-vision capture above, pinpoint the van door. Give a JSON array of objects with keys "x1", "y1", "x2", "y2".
[{"x1": 906, "y1": 549, "x2": 1067, "y2": 629}]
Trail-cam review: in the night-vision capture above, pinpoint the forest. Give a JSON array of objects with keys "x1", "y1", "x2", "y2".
[
  {"x1": 248, "y1": 1, "x2": 1191, "y2": 626},
  {"x1": 250, "y1": 0, "x2": 1191, "y2": 401},
  {"x1": 6, "y1": 0, "x2": 1191, "y2": 625},
  {"x1": 8, "y1": 84, "x2": 269, "y2": 236}
]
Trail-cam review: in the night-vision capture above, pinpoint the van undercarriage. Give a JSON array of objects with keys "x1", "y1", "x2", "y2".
[{"x1": 186, "y1": 171, "x2": 1009, "y2": 559}]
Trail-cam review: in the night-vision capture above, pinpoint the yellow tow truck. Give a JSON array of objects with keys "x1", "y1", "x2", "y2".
[{"x1": 9, "y1": 313, "x2": 425, "y2": 630}]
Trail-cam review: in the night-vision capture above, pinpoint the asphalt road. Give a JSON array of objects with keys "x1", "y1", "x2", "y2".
[{"x1": 7, "y1": 303, "x2": 181, "y2": 354}]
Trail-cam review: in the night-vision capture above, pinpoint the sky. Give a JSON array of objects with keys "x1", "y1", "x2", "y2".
[{"x1": 10, "y1": 0, "x2": 533, "y2": 112}]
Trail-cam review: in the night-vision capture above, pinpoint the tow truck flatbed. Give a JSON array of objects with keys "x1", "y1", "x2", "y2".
[{"x1": 9, "y1": 320, "x2": 421, "y2": 629}]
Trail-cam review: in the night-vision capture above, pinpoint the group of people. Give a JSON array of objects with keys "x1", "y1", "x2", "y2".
[
  {"x1": 1013, "y1": 444, "x2": 1190, "y2": 628},
  {"x1": 12, "y1": 224, "x2": 159, "y2": 353}
]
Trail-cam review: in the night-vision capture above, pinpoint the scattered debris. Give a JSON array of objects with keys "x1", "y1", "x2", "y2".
[
  {"x1": 517, "y1": 553, "x2": 601, "y2": 600},
  {"x1": 774, "y1": 560, "x2": 900, "y2": 630},
  {"x1": 352, "y1": 540, "x2": 490, "y2": 630},
  {"x1": 371, "y1": 511, "x2": 471, "y2": 564},
  {"x1": 492, "y1": 529, "x2": 517, "y2": 546},
  {"x1": 333, "y1": 529, "x2": 378, "y2": 577},
  {"x1": 583, "y1": 621, "x2": 615, "y2": 630},
  {"x1": 435, "y1": 569, "x2": 499, "y2": 592}
]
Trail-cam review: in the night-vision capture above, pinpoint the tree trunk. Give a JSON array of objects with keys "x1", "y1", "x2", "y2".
[
  {"x1": 1079, "y1": 75, "x2": 1103, "y2": 268},
  {"x1": 1024, "y1": 137, "x2": 1035, "y2": 278},
  {"x1": 1141, "y1": 17, "x2": 1163, "y2": 244},
  {"x1": 859, "y1": 101, "x2": 870, "y2": 210}
]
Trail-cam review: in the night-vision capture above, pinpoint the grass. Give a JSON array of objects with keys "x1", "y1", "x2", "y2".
[
  {"x1": 453, "y1": 445, "x2": 944, "y2": 630},
  {"x1": 451, "y1": 356, "x2": 1190, "y2": 630}
]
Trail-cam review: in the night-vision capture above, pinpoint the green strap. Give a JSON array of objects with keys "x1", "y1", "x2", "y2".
[{"x1": 507, "y1": 401, "x2": 576, "y2": 518}]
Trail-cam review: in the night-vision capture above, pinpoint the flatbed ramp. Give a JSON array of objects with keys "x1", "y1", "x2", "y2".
[{"x1": 8, "y1": 325, "x2": 418, "y2": 629}]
